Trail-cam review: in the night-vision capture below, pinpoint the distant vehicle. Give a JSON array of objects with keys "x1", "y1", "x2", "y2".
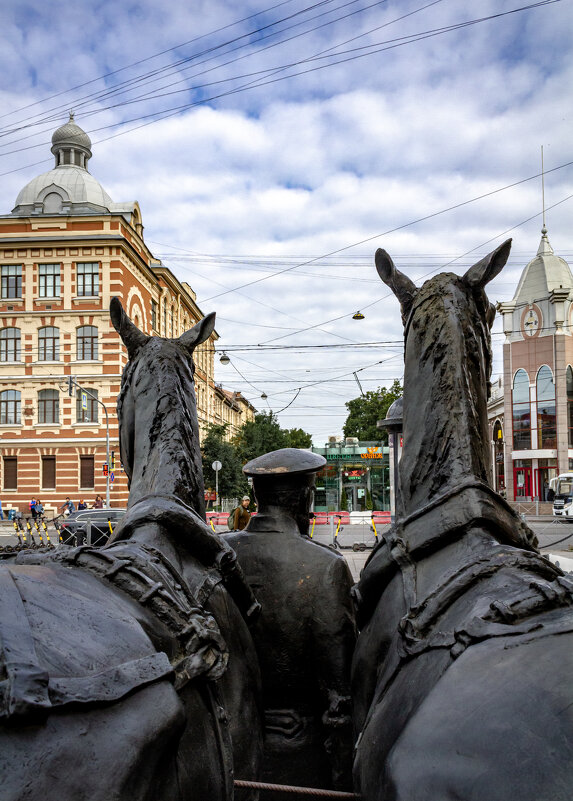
[
  {"x1": 551, "y1": 473, "x2": 573, "y2": 519},
  {"x1": 57, "y1": 508, "x2": 126, "y2": 546}
]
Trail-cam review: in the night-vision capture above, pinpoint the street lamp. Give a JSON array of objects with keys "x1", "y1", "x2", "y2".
[{"x1": 220, "y1": 352, "x2": 230, "y2": 365}]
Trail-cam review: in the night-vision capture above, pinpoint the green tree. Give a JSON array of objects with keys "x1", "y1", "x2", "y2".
[
  {"x1": 284, "y1": 427, "x2": 313, "y2": 449},
  {"x1": 339, "y1": 487, "x2": 349, "y2": 512},
  {"x1": 202, "y1": 423, "x2": 248, "y2": 503},
  {"x1": 343, "y1": 380, "x2": 402, "y2": 443},
  {"x1": 234, "y1": 411, "x2": 288, "y2": 463}
]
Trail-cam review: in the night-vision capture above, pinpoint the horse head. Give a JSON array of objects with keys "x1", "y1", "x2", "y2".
[
  {"x1": 110, "y1": 297, "x2": 215, "y2": 517},
  {"x1": 374, "y1": 240, "x2": 511, "y2": 514},
  {"x1": 375, "y1": 239, "x2": 510, "y2": 336}
]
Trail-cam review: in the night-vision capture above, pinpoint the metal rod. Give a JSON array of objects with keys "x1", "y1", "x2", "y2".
[{"x1": 234, "y1": 779, "x2": 360, "y2": 798}]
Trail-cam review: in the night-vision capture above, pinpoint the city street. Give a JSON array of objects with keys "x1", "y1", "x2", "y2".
[{"x1": 3, "y1": 516, "x2": 572, "y2": 583}]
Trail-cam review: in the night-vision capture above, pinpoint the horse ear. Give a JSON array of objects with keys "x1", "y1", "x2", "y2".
[
  {"x1": 110, "y1": 297, "x2": 149, "y2": 359},
  {"x1": 178, "y1": 312, "x2": 216, "y2": 351},
  {"x1": 464, "y1": 239, "x2": 512, "y2": 288},
  {"x1": 375, "y1": 248, "x2": 418, "y2": 324}
]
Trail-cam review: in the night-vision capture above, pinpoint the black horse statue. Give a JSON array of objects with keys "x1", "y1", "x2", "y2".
[
  {"x1": 0, "y1": 299, "x2": 262, "y2": 800},
  {"x1": 352, "y1": 240, "x2": 573, "y2": 801}
]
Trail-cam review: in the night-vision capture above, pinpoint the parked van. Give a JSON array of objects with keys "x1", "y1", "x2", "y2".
[{"x1": 551, "y1": 473, "x2": 573, "y2": 519}]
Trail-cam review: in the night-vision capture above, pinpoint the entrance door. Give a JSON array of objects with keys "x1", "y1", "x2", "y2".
[
  {"x1": 536, "y1": 466, "x2": 558, "y2": 500},
  {"x1": 343, "y1": 484, "x2": 367, "y2": 512},
  {"x1": 514, "y1": 466, "x2": 532, "y2": 499}
]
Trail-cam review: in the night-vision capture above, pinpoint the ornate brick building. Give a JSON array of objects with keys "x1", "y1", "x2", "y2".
[
  {"x1": 0, "y1": 115, "x2": 253, "y2": 516},
  {"x1": 490, "y1": 226, "x2": 573, "y2": 501}
]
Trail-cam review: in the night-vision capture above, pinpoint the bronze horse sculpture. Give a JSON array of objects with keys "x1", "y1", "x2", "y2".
[
  {"x1": 352, "y1": 240, "x2": 573, "y2": 800},
  {"x1": 0, "y1": 299, "x2": 262, "y2": 800}
]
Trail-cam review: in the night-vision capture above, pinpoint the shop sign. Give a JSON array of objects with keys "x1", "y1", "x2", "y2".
[{"x1": 361, "y1": 447, "x2": 384, "y2": 460}]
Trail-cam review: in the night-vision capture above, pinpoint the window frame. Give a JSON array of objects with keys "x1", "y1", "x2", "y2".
[
  {"x1": 38, "y1": 263, "x2": 61, "y2": 298},
  {"x1": 76, "y1": 325, "x2": 98, "y2": 361},
  {"x1": 3, "y1": 456, "x2": 17, "y2": 490},
  {"x1": 0, "y1": 327, "x2": 21, "y2": 362},
  {"x1": 1, "y1": 265, "x2": 22, "y2": 299},
  {"x1": 0, "y1": 390, "x2": 21, "y2": 425},
  {"x1": 76, "y1": 387, "x2": 99, "y2": 423},
  {"x1": 76, "y1": 262, "x2": 100, "y2": 297},
  {"x1": 38, "y1": 326, "x2": 60, "y2": 361},
  {"x1": 512, "y1": 368, "x2": 531, "y2": 451},
  {"x1": 38, "y1": 389, "x2": 60, "y2": 425}
]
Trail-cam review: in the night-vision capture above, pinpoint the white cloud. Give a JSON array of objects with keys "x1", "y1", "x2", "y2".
[{"x1": 1, "y1": 0, "x2": 572, "y2": 441}]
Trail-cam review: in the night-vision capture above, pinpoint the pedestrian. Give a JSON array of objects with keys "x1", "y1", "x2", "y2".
[
  {"x1": 0, "y1": 497, "x2": 3, "y2": 521},
  {"x1": 92, "y1": 495, "x2": 104, "y2": 509},
  {"x1": 35, "y1": 499, "x2": 44, "y2": 517},
  {"x1": 78, "y1": 499, "x2": 87, "y2": 510},
  {"x1": 59, "y1": 497, "x2": 76, "y2": 515},
  {"x1": 29, "y1": 497, "x2": 37, "y2": 520},
  {"x1": 229, "y1": 495, "x2": 251, "y2": 531},
  {"x1": 225, "y1": 449, "x2": 355, "y2": 795}
]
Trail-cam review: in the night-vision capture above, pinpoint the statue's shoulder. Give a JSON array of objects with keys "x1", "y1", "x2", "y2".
[{"x1": 302, "y1": 536, "x2": 347, "y2": 561}]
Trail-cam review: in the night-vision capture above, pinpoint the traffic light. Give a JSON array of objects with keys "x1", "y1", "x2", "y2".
[
  {"x1": 110, "y1": 451, "x2": 115, "y2": 470},
  {"x1": 103, "y1": 463, "x2": 109, "y2": 476},
  {"x1": 68, "y1": 376, "x2": 74, "y2": 396}
]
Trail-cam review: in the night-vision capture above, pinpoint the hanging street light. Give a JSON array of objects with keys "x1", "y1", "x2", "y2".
[{"x1": 219, "y1": 351, "x2": 230, "y2": 365}]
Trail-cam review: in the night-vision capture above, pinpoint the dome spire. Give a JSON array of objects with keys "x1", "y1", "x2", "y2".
[
  {"x1": 538, "y1": 146, "x2": 553, "y2": 256},
  {"x1": 50, "y1": 114, "x2": 92, "y2": 170}
]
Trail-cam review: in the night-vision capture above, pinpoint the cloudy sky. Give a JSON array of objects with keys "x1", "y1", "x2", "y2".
[{"x1": 1, "y1": 0, "x2": 572, "y2": 443}]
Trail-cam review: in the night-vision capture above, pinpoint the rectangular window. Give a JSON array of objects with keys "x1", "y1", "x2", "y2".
[
  {"x1": 39, "y1": 263, "x2": 61, "y2": 297},
  {"x1": 3, "y1": 456, "x2": 17, "y2": 489},
  {"x1": 80, "y1": 455, "x2": 95, "y2": 489},
  {"x1": 77, "y1": 263, "x2": 99, "y2": 297},
  {"x1": 1, "y1": 265, "x2": 22, "y2": 299},
  {"x1": 41, "y1": 456, "x2": 56, "y2": 489},
  {"x1": 76, "y1": 388, "x2": 98, "y2": 423},
  {"x1": 151, "y1": 300, "x2": 158, "y2": 331}
]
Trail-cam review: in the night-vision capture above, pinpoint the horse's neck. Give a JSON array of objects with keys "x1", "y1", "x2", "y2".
[
  {"x1": 127, "y1": 376, "x2": 206, "y2": 519},
  {"x1": 399, "y1": 316, "x2": 491, "y2": 518}
]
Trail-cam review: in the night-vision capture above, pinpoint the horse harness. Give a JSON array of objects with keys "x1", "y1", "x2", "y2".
[
  {"x1": 354, "y1": 481, "x2": 573, "y2": 746},
  {"x1": 0, "y1": 542, "x2": 231, "y2": 723}
]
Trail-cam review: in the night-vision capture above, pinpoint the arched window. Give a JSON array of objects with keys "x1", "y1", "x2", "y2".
[
  {"x1": 76, "y1": 326, "x2": 98, "y2": 360},
  {"x1": 512, "y1": 369, "x2": 530, "y2": 450},
  {"x1": 0, "y1": 328, "x2": 21, "y2": 361},
  {"x1": 0, "y1": 390, "x2": 21, "y2": 425},
  {"x1": 170, "y1": 306, "x2": 174, "y2": 338},
  {"x1": 536, "y1": 366, "x2": 556, "y2": 449},
  {"x1": 38, "y1": 389, "x2": 59, "y2": 425},
  {"x1": 567, "y1": 366, "x2": 573, "y2": 448},
  {"x1": 38, "y1": 326, "x2": 60, "y2": 361}
]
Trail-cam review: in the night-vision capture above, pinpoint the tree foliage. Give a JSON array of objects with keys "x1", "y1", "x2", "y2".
[
  {"x1": 342, "y1": 380, "x2": 402, "y2": 443},
  {"x1": 202, "y1": 414, "x2": 313, "y2": 501},
  {"x1": 284, "y1": 427, "x2": 313, "y2": 449},
  {"x1": 201, "y1": 423, "x2": 248, "y2": 501},
  {"x1": 234, "y1": 411, "x2": 289, "y2": 464}
]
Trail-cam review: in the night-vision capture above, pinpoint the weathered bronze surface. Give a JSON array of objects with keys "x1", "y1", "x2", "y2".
[
  {"x1": 0, "y1": 299, "x2": 262, "y2": 801},
  {"x1": 226, "y1": 448, "x2": 356, "y2": 797},
  {"x1": 352, "y1": 241, "x2": 573, "y2": 801}
]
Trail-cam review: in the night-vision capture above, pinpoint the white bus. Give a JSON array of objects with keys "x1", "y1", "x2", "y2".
[{"x1": 551, "y1": 473, "x2": 573, "y2": 519}]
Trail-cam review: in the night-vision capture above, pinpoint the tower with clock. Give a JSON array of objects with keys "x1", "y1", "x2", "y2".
[{"x1": 497, "y1": 227, "x2": 573, "y2": 502}]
